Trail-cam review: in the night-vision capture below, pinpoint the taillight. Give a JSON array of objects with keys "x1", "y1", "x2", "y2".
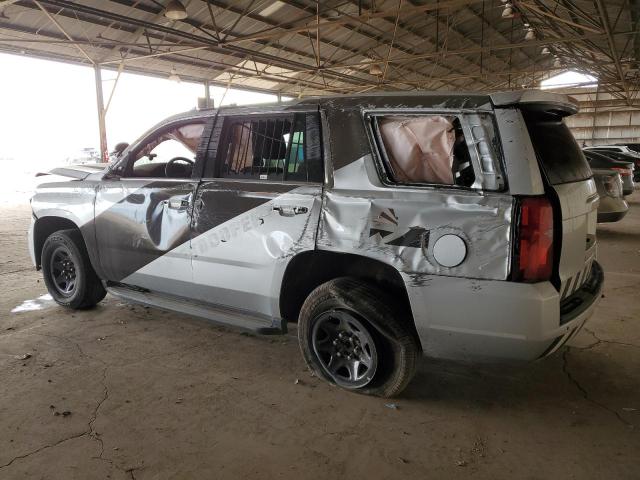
[
  {"x1": 611, "y1": 167, "x2": 632, "y2": 177},
  {"x1": 513, "y1": 196, "x2": 554, "y2": 282},
  {"x1": 603, "y1": 175, "x2": 623, "y2": 197}
]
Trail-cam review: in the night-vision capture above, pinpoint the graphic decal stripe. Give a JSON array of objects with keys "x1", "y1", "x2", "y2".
[{"x1": 93, "y1": 179, "x2": 298, "y2": 282}]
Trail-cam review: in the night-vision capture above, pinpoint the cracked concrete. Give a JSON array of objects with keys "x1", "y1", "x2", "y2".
[
  {"x1": 1, "y1": 193, "x2": 640, "y2": 479},
  {"x1": 562, "y1": 348, "x2": 633, "y2": 428}
]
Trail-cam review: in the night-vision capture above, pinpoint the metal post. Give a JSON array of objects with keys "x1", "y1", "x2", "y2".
[
  {"x1": 590, "y1": 85, "x2": 599, "y2": 145},
  {"x1": 94, "y1": 65, "x2": 109, "y2": 162},
  {"x1": 204, "y1": 80, "x2": 212, "y2": 108},
  {"x1": 277, "y1": 92, "x2": 282, "y2": 103}
]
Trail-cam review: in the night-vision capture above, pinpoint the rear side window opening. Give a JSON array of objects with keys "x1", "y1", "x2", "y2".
[
  {"x1": 369, "y1": 112, "x2": 505, "y2": 191},
  {"x1": 214, "y1": 113, "x2": 322, "y2": 183},
  {"x1": 523, "y1": 111, "x2": 592, "y2": 185}
]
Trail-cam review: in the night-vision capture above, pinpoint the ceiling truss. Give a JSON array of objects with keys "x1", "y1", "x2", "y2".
[{"x1": 0, "y1": 0, "x2": 636, "y2": 103}]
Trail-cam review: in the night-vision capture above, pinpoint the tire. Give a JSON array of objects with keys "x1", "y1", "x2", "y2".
[
  {"x1": 41, "y1": 229, "x2": 106, "y2": 309},
  {"x1": 298, "y1": 277, "x2": 419, "y2": 397}
]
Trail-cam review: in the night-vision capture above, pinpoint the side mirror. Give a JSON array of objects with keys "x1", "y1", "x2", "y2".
[
  {"x1": 103, "y1": 159, "x2": 126, "y2": 180},
  {"x1": 111, "y1": 142, "x2": 130, "y2": 158}
]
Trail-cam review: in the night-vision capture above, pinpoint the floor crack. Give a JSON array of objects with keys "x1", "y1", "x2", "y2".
[
  {"x1": 0, "y1": 358, "x2": 120, "y2": 473},
  {"x1": 582, "y1": 327, "x2": 640, "y2": 350},
  {"x1": 0, "y1": 432, "x2": 89, "y2": 470},
  {"x1": 562, "y1": 348, "x2": 633, "y2": 428},
  {"x1": 0, "y1": 267, "x2": 34, "y2": 276},
  {"x1": 33, "y1": 332, "x2": 97, "y2": 362},
  {"x1": 86, "y1": 367, "x2": 143, "y2": 479},
  {"x1": 89, "y1": 366, "x2": 109, "y2": 457}
]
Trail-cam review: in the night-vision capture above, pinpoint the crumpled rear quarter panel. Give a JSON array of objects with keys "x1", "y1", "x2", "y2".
[
  {"x1": 318, "y1": 103, "x2": 514, "y2": 357},
  {"x1": 319, "y1": 180, "x2": 512, "y2": 282},
  {"x1": 318, "y1": 103, "x2": 513, "y2": 284}
]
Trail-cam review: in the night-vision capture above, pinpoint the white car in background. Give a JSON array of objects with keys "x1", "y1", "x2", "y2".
[
  {"x1": 584, "y1": 144, "x2": 640, "y2": 158},
  {"x1": 65, "y1": 147, "x2": 100, "y2": 165}
]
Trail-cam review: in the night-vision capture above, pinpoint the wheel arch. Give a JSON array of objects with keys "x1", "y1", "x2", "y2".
[
  {"x1": 33, "y1": 216, "x2": 97, "y2": 273},
  {"x1": 279, "y1": 250, "x2": 420, "y2": 346}
]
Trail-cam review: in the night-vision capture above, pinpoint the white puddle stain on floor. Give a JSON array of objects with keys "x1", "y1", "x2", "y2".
[{"x1": 11, "y1": 294, "x2": 55, "y2": 313}]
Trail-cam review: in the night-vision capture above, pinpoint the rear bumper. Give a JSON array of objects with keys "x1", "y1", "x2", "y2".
[
  {"x1": 410, "y1": 262, "x2": 604, "y2": 362},
  {"x1": 622, "y1": 176, "x2": 634, "y2": 195},
  {"x1": 597, "y1": 196, "x2": 628, "y2": 223},
  {"x1": 530, "y1": 261, "x2": 604, "y2": 358},
  {"x1": 597, "y1": 210, "x2": 627, "y2": 223},
  {"x1": 559, "y1": 262, "x2": 603, "y2": 324}
]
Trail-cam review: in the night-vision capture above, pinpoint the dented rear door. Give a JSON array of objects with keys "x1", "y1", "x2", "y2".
[{"x1": 189, "y1": 110, "x2": 323, "y2": 319}]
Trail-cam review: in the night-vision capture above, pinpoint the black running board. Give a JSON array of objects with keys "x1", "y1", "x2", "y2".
[{"x1": 106, "y1": 284, "x2": 286, "y2": 335}]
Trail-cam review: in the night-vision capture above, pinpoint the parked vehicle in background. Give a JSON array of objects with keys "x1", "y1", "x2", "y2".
[
  {"x1": 592, "y1": 169, "x2": 628, "y2": 223},
  {"x1": 28, "y1": 90, "x2": 603, "y2": 397},
  {"x1": 583, "y1": 150, "x2": 635, "y2": 195},
  {"x1": 584, "y1": 145, "x2": 640, "y2": 180},
  {"x1": 585, "y1": 144, "x2": 640, "y2": 158},
  {"x1": 590, "y1": 150, "x2": 640, "y2": 182},
  {"x1": 65, "y1": 147, "x2": 100, "y2": 165},
  {"x1": 613, "y1": 143, "x2": 640, "y2": 153}
]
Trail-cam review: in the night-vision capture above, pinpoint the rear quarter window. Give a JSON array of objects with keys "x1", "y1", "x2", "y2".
[
  {"x1": 368, "y1": 112, "x2": 505, "y2": 191},
  {"x1": 524, "y1": 112, "x2": 592, "y2": 185}
]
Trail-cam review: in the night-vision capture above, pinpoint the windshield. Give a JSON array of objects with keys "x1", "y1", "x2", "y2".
[
  {"x1": 523, "y1": 111, "x2": 592, "y2": 185},
  {"x1": 620, "y1": 144, "x2": 640, "y2": 153}
]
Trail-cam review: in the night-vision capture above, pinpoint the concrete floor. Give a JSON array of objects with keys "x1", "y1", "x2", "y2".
[{"x1": 1, "y1": 195, "x2": 639, "y2": 480}]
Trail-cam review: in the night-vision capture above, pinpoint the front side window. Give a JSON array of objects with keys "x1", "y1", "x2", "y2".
[{"x1": 126, "y1": 121, "x2": 205, "y2": 179}]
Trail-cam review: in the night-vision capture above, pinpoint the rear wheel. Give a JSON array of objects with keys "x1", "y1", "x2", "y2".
[
  {"x1": 41, "y1": 229, "x2": 106, "y2": 309},
  {"x1": 298, "y1": 277, "x2": 419, "y2": 397}
]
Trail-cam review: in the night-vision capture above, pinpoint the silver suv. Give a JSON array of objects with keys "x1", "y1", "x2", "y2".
[{"x1": 29, "y1": 90, "x2": 603, "y2": 397}]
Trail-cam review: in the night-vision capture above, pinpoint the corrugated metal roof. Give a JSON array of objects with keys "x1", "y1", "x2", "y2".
[{"x1": 0, "y1": 0, "x2": 637, "y2": 103}]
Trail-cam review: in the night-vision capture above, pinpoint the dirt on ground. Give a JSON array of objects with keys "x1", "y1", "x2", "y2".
[{"x1": 0, "y1": 194, "x2": 639, "y2": 480}]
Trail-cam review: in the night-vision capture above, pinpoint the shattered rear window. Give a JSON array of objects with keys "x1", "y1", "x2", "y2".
[{"x1": 373, "y1": 115, "x2": 476, "y2": 187}]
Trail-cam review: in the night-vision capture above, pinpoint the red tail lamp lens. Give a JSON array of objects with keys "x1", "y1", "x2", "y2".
[
  {"x1": 515, "y1": 197, "x2": 554, "y2": 282},
  {"x1": 611, "y1": 167, "x2": 632, "y2": 177}
]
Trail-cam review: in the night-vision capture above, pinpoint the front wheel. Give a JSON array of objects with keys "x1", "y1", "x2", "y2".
[
  {"x1": 41, "y1": 229, "x2": 106, "y2": 309},
  {"x1": 298, "y1": 277, "x2": 419, "y2": 397}
]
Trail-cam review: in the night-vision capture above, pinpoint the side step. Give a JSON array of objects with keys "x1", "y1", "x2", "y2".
[{"x1": 106, "y1": 284, "x2": 286, "y2": 335}]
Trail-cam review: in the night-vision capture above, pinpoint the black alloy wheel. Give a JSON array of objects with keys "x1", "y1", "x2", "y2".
[
  {"x1": 311, "y1": 309, "x2": 378, "y2": 389},
  {"x1": 49, "y1": 246, "x2": 77, "y2": 296}
]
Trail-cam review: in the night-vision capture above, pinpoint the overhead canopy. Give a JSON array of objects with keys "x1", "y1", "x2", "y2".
[{"x1": 0, "y1": 0, "x2": 637, "y2": 103}]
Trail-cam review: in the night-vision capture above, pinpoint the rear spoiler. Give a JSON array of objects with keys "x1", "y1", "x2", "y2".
[{"x1": 490, "y1": 90, "x2": 579, "y2": 116}]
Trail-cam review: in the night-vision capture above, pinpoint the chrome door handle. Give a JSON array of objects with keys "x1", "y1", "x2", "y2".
[{"x1": 273, "y1": 205, "x2": 308, "y2": 216}]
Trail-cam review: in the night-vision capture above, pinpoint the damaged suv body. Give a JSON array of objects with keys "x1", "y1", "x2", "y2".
[{"x1": 29, "y1": 90, "x2": 603, "y2": 396}]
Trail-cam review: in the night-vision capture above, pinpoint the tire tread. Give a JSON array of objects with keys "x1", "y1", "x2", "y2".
[
  {"x1": 298, "y1": 277, "x2": 419, "y2": 397},
  {"x1": 41, "y1": 229, "x2": 106, "y2": 309}
]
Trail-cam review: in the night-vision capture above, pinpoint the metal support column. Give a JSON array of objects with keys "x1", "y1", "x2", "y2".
[
  {"x1": 94, "y1": 64, "x2": 109, "y2": 162},
  {"x1": 590, "y1": 85, "x2": 599, "y2": 146},
  {"x1": 204, "y1": 80, "x2": 212, "y2": 108}
]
